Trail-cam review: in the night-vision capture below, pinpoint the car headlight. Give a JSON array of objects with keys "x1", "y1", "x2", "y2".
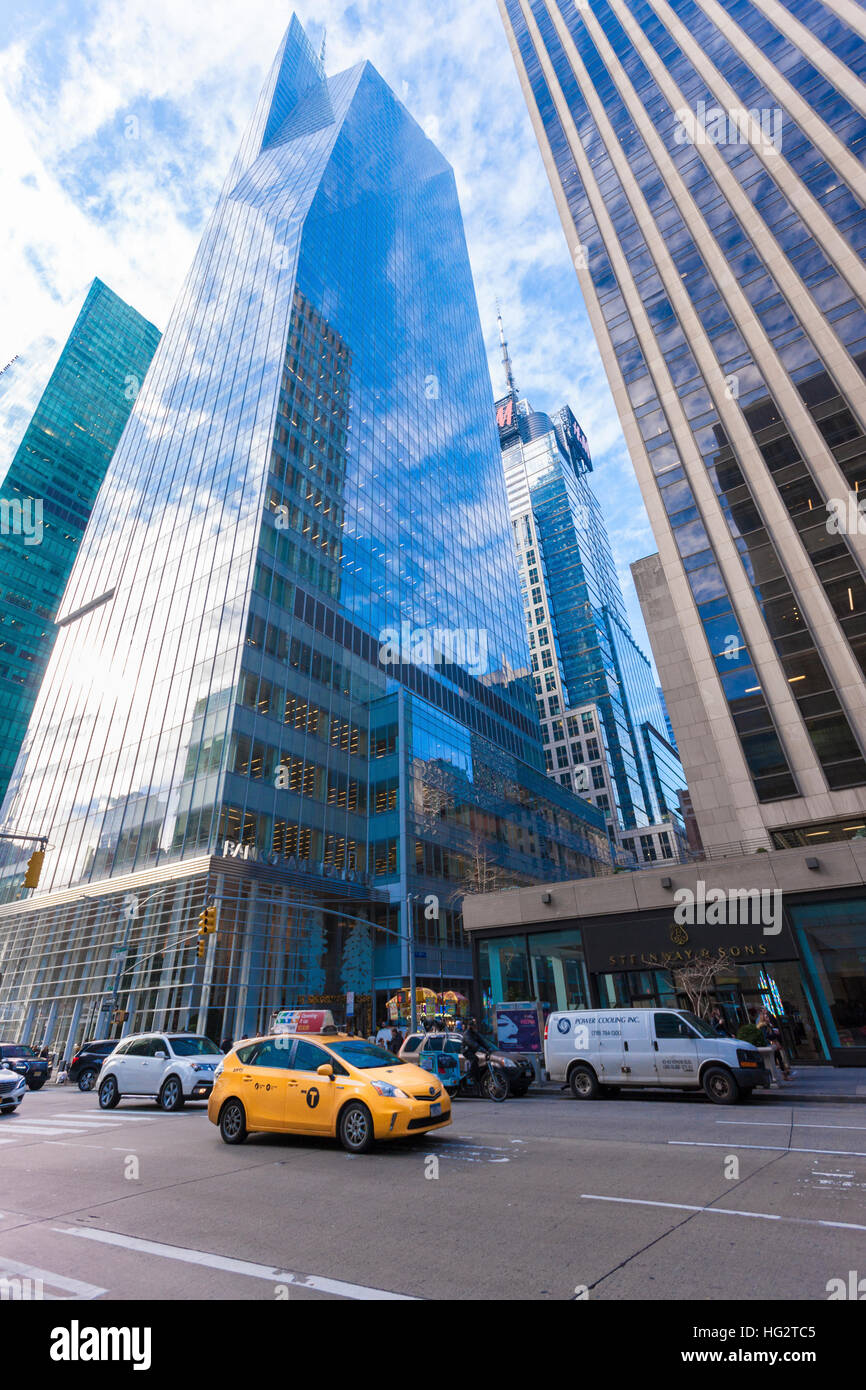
[
  {"x1": 190, "y1": 1063, "x2": 213, "y2": 1072},
  {"x1": 213, "y1": 1062, "x2": 224, "y2": 1080},
  {"x1": 370, "y1": 1079, "x2": 408, "y2": 1099}
]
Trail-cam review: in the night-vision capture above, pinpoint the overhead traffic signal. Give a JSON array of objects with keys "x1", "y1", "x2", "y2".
[
  {"x1": 197, "y1": 902, "x2": 218, "y2": 959},
  {"x1": 23, "y1": 849, "x2": 45, "y2": 889}
]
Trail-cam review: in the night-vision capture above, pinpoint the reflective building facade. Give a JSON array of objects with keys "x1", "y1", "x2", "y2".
[
  {"x1": 0, "y1": 17, "x2": 609, "y2": 1051},
  {"x1": 495, "y1": 335, "x2": 688, "y2": 862},
  {"x1": 0, "y1": 279, "x2": 160, "y2": 806},
  {"x1": 499, "y1": 0, "x2": 866, "y2": 855}
]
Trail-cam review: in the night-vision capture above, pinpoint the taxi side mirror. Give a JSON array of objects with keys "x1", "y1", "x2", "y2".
[{"x1": 317, "y1": 1063, "x2": 334, "y2": 1078}]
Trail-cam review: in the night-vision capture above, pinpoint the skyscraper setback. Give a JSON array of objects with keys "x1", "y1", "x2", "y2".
[
  {"x1": 0, "y1": 16, "x2": 609, "y2": 1050},
  {"x1": 0, "y1": 279, "x2": 160, "y2": 806},
  {"x1": 499, "y1": 0, "x2": 866, "y2": 853}
]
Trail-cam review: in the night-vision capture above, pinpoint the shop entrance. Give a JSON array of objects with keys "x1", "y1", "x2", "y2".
[{"x1": 596, "y1": 959, "x2": 824, "y2": 1063}]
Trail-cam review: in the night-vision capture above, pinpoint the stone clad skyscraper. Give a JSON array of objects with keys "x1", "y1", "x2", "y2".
[
  {"x1": 0, "y1": 16, "x2": 608, "y2": 1049},
  {"x1": 499, "y1": 0, "x2": 866, "y2": 854}
]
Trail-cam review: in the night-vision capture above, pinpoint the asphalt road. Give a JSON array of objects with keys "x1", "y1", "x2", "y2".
[{"x1": 1, "y1": 1082, "x2": 865, "y2": 1301}]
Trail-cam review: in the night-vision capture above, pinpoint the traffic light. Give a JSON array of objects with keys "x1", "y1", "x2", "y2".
[
  {"x1": 23, "y1": 849, "x2": 45, "y2": 889},
  {"x1": 196, "y1": 902, "x2": 217, "y2": 959}
]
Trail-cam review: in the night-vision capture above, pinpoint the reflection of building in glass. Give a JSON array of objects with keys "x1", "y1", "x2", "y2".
[
  {"x1": 0, "y1": 17, "x2": 611, "y2": 1053},
  {"x1": 495, "y1": 318, "x2": 688, "y2": 864},
  {"x1": 500, "y1": 0, "x2": 866, "y2": 855},
  {"x1": 0, "y1": 279, "x2": 160, "y2": 807}
]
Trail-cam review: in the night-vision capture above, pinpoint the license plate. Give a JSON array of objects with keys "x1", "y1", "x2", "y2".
[{"x1": 430, "y1": 1102, "x2": 441, "y2": 1117}]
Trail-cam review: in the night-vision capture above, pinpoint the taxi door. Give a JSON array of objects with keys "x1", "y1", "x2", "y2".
[
  {"x1": 237, "y1": 1037, "x2": 295, "y2": 1129},
  {"x1": 284, "y1": 1039, "x2": 340, "y2": 1134}
]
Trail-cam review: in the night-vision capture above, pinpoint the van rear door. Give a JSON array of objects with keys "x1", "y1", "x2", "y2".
[{"x1": 652, "y1": 1011, "x2": 699, "y2": 1085}]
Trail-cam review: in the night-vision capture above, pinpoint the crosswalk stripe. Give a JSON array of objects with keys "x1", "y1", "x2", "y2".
[
  {"x1": 0, "y1": 1124, "x2": 87, "y2": 1136},
  {"x1": 52, "y1": 1111, "x2": 155, "y2": 1122},
  {"x1": 0, "y1": 1255, "x2": 106, "y2": 1300},
  {"x1": 54, "y1": 1226, "x2": 418, "y2": 1300}
]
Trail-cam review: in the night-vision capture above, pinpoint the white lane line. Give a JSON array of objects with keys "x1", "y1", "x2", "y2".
[
  {"x1": 0, "y1": 1255, "x2": 106, "y2": 1299},
  {"x1": 581, "y1": 1193, "x2": 866, "y2": 1233},
  {"x1": 0, "y1": 1124, "x2": 89, "y2": 1136},
  {"x1": 54, "y1": 1226, "x2": 419, "y2": 1301},
  {"x1": 717, "y1": 1120, "x2": 866, "y2": 1131},
  {"x1": 669, "y1": 1140, "x2": 866, "y2": 1157},
  {"x1": 52, "y1": 1112, "x2": 155, "y2": 1122}
]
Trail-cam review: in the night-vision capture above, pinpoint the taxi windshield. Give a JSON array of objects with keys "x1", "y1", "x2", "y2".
[{"x1": 327, "y1": 1040, "x2": 408, "y2": 1069}]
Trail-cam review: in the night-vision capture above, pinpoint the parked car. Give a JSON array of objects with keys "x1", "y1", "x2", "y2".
[
  {"x1": 398, "y1": 1029, "x2": 533, "y2": 1097},
  {"x1": 544, "y1": 1007, "x2": 771, "y2": 1105},
  {"x1": 68, "y1": 1039, "x2": 117, "y2": 1092},
  {"x1": 0, "y1": 1063, "x2": 27, "y2": 1113},
  {"x1": 97, "y1": 1033, "x2": 224, "y2": 1111},
  {"x1": 0, "y1": 1043, "x2": 50, "y2": 1090}
]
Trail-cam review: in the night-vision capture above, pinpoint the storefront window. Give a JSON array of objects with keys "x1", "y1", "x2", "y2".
[
  {"x1": 479, "y1": 935, "x2": 531, "y2": 1031},
  {"x1": 527, "y1": 930, "x2": 588, "y2": 1012},
  {"x1": 791, "y1": 900, "x2": 866, "y2": 1051}
]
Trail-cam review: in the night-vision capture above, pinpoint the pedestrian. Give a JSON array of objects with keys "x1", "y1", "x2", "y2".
[
  {"x1": 375, "y1": 1018, "x2": 393, "y2": 1049},
  {"x1": 389, "y1": 1024, "x2": 404, "y2": 1054},
  {"x1": 709, "y1": 1007, "x2": 729, "y2": 1037},
  {"x1": 220, "y1": 1035, "x2": 233, "y2": 1053},
  {"x1": 757, "y1": 1007, "x2": 793, "y2": 1078}
]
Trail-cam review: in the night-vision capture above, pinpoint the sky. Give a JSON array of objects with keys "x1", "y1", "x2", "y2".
[{"x1": 0, "y1": 0, "x2": 659, "y2": 657}]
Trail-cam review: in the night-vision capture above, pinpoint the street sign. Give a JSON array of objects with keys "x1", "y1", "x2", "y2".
[{"x1": 345, "y1": 992, "x2": 355, "y2": 1017}]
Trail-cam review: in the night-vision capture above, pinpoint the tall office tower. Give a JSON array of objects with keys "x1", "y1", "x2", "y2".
[
  {"x1": 0, "y1": 16, "x2": 609, "y2": 1050},
  {"x1": 0, "y1": 280, "x2": 160, "y2": 806},
  {"x1": 495, "y1": 315, "x2": 688, "y2": 864},
  {"x1": 499, "y1": 0, "x2": 866, "y2": 854}
]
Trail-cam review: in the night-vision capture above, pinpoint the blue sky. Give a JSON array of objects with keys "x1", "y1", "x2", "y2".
[{"x1": 0, "y1": 0, "x2": 658, "y2": 656}]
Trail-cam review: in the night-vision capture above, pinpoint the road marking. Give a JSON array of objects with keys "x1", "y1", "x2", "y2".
[
  {"x1": 670, "y1": 1139, "x2": 866, "y2": 1157},
  {"x1": 54, "y1": 1226, "x2": 419, "y2": 1300},
  {"x1": 0, "y1": 1255, "x2": 106, "y2": 1299},
  {"x1": 581, "y1": 1194, "x2": 866, "y2": 1233},
  {"x1": 52, "y1": 1112, "x2": 155, "y2": 1122},
  {"x1": 0, "y1": 1124, "x2": 90, "y2": 1136},
  {"x1": 717, "y1": 1120, "x2": 866, "y2": 1131}
]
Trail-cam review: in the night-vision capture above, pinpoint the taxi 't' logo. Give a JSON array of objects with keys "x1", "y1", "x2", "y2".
[{"x1": 306, "y1": 1087, "x2": 320, "y2": 1109}]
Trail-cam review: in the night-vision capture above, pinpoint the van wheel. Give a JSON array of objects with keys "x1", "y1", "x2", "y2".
[
  {"x1": 703, "y1": 1067, "x2": 740, "y2": 1105},
  {"x1": 570, "y1": 1064, "x2": 601, "y2": 1100}
]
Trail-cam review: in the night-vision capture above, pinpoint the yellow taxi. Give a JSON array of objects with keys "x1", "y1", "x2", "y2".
[{"x1": 208, "y1": 1031, "x2": 452, "y2": 1153}]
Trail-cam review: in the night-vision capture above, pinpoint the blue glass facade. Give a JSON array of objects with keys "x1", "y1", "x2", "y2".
[
  {"x1": 0, "y1": 279, "x2": 160, "y2": 807},
  {"x1": 498, "y1": 384, "x2": 686, "y2": 834},
  {"x1": 0, "y1": 17, "x2": 609, "y2": 1009},
  {"x1": 500, "y1": 0, "x2": 866, "y2": 848}
]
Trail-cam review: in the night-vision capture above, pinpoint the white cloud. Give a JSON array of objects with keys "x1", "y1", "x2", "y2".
[{"x1": 0, "y1": 0, "x2": 656, "y2": 654}]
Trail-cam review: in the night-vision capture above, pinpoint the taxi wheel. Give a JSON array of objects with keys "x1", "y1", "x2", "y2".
[
  {"x1": 219, "y1": 1098, "x2": 248, "y2": 1145},
  {"x1": 339, "y1": 1101, "x2": 374, "y2": 1154}
]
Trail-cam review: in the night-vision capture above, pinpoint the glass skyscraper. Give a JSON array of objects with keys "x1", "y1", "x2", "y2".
[
  {"x1": 0, "y1": 279, "x2": 160, "y2": 806},
  {"x1": 495, "y1": 316, "x2": 688, "y2": 862},
  {"x1": 0, "y1": 16, "x2": 609, "y2": 1051},
  {"x1": 499, "y1": 0, "x2": 866, "y2": 853}
]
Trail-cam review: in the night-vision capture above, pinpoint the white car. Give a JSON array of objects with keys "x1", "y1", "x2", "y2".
[
  {"x1": 97, "y1": 1033, "x2": 224, "y2": 1112},
  {"x1": 0, "y1": 1063, "x2": 27, "y2": 1113}
]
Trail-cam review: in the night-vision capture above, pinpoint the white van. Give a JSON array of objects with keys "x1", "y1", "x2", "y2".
[{"x1": 544, "y1": 1007, "x2": 771, "y2": 1105}]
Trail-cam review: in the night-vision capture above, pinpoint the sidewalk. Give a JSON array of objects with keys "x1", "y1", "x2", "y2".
[{"x1": 756, "y1": 1065, "x2": 866, "y2": 1105}]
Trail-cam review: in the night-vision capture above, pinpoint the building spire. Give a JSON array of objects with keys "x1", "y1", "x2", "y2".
[{"x1": 497, "y1": 301, "x2": 518, "y2": 400}]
